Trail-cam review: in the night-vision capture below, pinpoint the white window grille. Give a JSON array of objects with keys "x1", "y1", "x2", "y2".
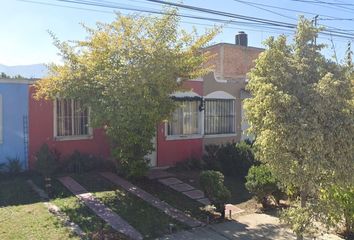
[{"x1": 168, "y1": 100, "x2": 200, "y2": 136}]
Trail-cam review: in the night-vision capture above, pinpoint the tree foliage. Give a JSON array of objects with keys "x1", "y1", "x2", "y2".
[
  {"x1": 245, "y1": 165, "x2": 282, "y2": 208},
  {"x1": 35, "y1": 10, "x2": 218, "y2": 177},
  {"x1": 244, "y1": 17, "x2": 354, "y2": 238}
]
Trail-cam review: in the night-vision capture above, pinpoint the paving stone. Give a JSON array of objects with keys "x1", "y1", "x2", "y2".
[
  {"x1": 58, "y1": 176, "x2": 143, "y2": 240},
  {"x1": 100, "y1": 172, "x2": 203, "y2": 228},
  {"x1": 182, "y1": 190, "x2": 205, "y2": 200},
  {"x1": 158, "y1": 177, "x2": 183, "y2": 186},
  {"x1": 197, "y1": 198, "x2": 211, "y2": 206},
  {"x1": 146, "y1": 169, "x2": 174, "y2": 180},
  {"x1": 169, "y1": 183, "x2": 194, "y2": 192}
]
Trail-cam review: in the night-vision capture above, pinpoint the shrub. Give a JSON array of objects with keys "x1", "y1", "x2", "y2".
[
  {"x1": 245, "y1": 165, "x2": 282, "y2": 208},
  {"x1": 5, "y1": 157, "x2": 22, "y2": 174},
  {"x1": 174, "y1": 156, "x2": 203, "y2": 171},
  {"x1": 62, "y1": 151, "x2": 111, "y2": 174},
  {"x1": 200, "y1": 170, "x2": 231, "y2": 218},
  {"x1": 202, "y1": 144, "x2": 222, "y2": 171},
  {"x1": 203, "y1": 141, "x2": 258, "y2": 177},
  {"x1": 35, "y1": 144, "x2": 59, "y2": 177},
  {"x1": 118, "y1": 158, "x2": 149, "y2": 179},
  {"x1": 319, "y1": 185, "x2": 354, "y2": 238}
]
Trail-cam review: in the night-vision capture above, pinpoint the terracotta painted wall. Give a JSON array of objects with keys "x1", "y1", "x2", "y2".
[
  {"x1": 156, "y1": 80, "x2": 203, "y2": 167},
  {"x1": 28, "y1": 86, "x2": 110, "y2": 168}
]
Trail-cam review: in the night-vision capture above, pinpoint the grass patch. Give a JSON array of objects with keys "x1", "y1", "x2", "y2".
[
  {"x1": 73, "y1": 173, "x2": 187, "y2": 239},
  {"x1": 31, "y1": 174, "x2": 127, "y2": 240},
  {"x1": 0, "y1": 177, "x2": 78, "y2": 240},
  {"x1": 133, "y1": 178, "x2": 216, "y2": 223}
]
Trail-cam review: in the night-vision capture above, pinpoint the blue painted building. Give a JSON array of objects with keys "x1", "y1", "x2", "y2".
[{"x1": 0, "y1": 79, "x2": 34, "y2": 170}]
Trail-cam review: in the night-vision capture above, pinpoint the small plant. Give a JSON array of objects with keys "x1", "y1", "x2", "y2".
[
  {"x1": 200, "y1": 170, "x2": 231, "y2": 218},
  {"x1": 5, "y1": 157, "x2": 22, "y2": 174},
  {"x1": 245, "y1": 165, "x2": 282, "y2": 208}
]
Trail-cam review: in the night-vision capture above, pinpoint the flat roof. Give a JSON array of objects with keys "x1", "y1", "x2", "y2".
[{"x1": 205, "y1": 42, "x2": 264, "y2": 51}]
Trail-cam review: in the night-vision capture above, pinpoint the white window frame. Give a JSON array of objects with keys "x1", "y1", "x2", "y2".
[
  {"x1": 204, "y1": 91, "x2": 237, "y2": 138},
  {"x1": 166, "y1": 100, "x2": 203, "y2": 141},
  {"x1": 0, "y1": 94, "x2": 3, "y2": 144},
  {"x1": 53, "y1": 99, "x2": 93, "y2": 141}
]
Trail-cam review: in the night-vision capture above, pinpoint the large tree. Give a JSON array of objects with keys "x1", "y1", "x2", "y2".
[
  {"x1": 35, "y1": 10, "x2": 218, "y2": 177},
  {"x1": 245, "y1": 17, "x2": 354, "y2": 238}
]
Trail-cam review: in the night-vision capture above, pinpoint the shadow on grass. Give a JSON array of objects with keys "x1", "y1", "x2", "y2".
[
  {"x1": 0, "y1": 174, "x2": 41, "y2": 207},
  {"x1": 72, "y1": 173, "x2": 188, "y2": 239},
  {"x1": 30, "y1": 174, "x2": 128, "y2": 240}
]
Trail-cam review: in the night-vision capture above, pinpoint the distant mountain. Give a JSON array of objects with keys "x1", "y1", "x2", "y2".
[{"x1": 0, "y1": 64, "x2": 47, "y2": 78}]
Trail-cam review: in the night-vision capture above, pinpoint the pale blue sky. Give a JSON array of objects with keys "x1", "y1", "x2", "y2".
[{"x1": 1, "y1": 0, "x2": 354, "y2": 65}]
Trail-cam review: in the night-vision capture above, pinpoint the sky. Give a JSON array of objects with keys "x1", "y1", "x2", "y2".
[{"x1": 1, "y1": 0, "x2": 354, "y2": 66}]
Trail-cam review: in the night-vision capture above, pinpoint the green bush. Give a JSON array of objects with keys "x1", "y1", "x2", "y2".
[
  {"x1": 62, "y1": 150, "x2": 112, "y2": 174},
  {"x1": 203, "y1": 141, "x2": 259, "y2": 177},
  {"x1": 174, "y1": 156, "x2": 203, "y2": 171},
  {"x1": 319, "y1": 185, "x2": 354, "y2": 238},
  {"x1": 202, "y1": 144, "x2": 222, "y2": 171},
  {"x1": 118, "y1": 158, "x2": 149, "y2": 179},
  {"x1": 200, "y1": 170, "x2": 231, "y2": 218},
  {"x1": 34, "y1": 144, "x2": 59, "y2": 177},
  {"x1": 245, "y1": 165, "x2": 282, "y2": 208}
]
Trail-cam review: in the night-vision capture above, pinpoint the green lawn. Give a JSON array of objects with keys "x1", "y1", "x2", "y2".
[
  {"x1": 0, "y1": 177, "x2": 79, "y2": 240},
  {"x1": 72, "y1": 173, "x2": 188, "y2": 239},
  {"x1": 31, "y1": 175, "x2": 127, "y2": 240}
]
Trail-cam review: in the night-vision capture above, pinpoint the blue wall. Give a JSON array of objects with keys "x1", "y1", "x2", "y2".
[{"x1": 0, "y1": 82, "x2": 29, "y2": 169}]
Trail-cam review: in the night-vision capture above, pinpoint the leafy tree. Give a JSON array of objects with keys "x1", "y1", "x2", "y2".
[
  {"x1": 35, "y1": 10, "x2": 218, "y2": 177},
  {"x1": 244, "y1": 17, "x2": 354, "y2": 239}
]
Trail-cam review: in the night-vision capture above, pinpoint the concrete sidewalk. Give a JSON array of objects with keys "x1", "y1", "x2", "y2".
[{"x1": 160, "y1": 213, "x2": 344, "y2": 240}]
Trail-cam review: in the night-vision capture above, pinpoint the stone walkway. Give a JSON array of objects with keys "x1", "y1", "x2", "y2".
[
  {"x1": 58, "y1": 176, "x2": 143, "y2": 240},
  {"x1": 100, "y1": 172, "x2": 203, "y2": 228},
  {"x1": 147, "y1": 169, "x2": 211, "y2": 206}
]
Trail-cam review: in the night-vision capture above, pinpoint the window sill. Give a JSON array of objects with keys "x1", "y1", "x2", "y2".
[
  {"x1": 166, "y1": 134, "x2": 203, "y2": 141},
  {"x1": 204, "y1": 133, "x2": 237, "y2": 138},
  {"x1": 54, "y1": 135, "x2": 93, "y2": 141}
]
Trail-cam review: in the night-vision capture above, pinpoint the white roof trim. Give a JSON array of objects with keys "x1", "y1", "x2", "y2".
[
  {"x1": 0, "y1": 78, "x2": 37, "y2": 84},
  {"x1": 170, "y1": 91, "x2": 201, "y2": 98},
  {"x1": 205, "y1": 91, "x2": 236, "y2": 99}
]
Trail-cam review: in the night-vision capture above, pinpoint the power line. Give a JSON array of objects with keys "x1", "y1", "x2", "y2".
[
  {"x1": 142, "y1": 0, "x2": 354, "y2": 39},
  {"x1": 17, "y1": 0, "x2": 354, "y2": 40}
]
